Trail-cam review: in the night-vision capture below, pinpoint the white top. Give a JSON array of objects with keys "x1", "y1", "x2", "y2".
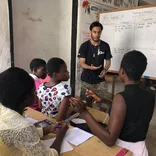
[
  {"x1": 0, "y1": 104, "x2": 58, "y2": 156},
  {"x1": 29, "y1": 73, "x2": 40, "y2": 82}
]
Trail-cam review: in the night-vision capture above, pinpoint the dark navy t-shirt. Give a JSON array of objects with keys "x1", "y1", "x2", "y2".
[{"x1": 78, "y1": 40, "x2": 112, "y2": 84}]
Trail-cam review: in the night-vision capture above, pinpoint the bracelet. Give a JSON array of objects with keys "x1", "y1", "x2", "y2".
[{"x1": 103, "y1": 68, "x2": 108, "y2": 72}]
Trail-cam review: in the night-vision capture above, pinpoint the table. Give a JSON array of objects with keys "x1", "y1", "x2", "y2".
[{"x1": 25, "y1": 107, "x2": 132, "y2": 156}]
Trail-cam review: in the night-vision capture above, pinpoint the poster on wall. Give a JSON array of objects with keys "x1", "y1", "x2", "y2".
[
  {"x1": 80, "y1": 0, "x2": 106, "y2": 43},
  {"x1": 91, "y1": 0, "x2": 138, "y2": 8},
  {"x1": 79, "y1": 0, "x2": 138, "y2": 44},
  {"x1": 0, "y1": 0, "x2": 12, "y2": 72}
]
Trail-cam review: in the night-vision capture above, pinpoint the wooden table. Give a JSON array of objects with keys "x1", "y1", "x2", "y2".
[{"x1": 25, "y1": 107, "x2": 132, "y2": 156}]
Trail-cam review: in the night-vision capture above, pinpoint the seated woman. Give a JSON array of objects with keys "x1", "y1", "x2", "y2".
[
  {"x1": 70, "y1": 50, "x2": 155, "y2": 156},
  {"x1": 37, "y1": 58, "x2": 71, "y2": 121},
  {"x1": 0, "y1": 67, "x2": 68, "y2": 156}
]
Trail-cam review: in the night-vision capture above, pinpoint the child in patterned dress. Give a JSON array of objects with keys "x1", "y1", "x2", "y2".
[{"x1": 37, "y1": 58, "x2": 71, "y2": 121}]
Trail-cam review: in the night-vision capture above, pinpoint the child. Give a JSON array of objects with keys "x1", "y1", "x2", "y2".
[
  {"x1": 70, "y1": 50, "x2": 155, "y2": 156},
  {"x1": 29, "y1": 58, "x2": 47, "y2": 110},
  {"x1": 37, "y1": 57, "x2": 71, "y2": 121}
]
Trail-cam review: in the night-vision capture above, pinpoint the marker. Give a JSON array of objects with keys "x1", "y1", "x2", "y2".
[
  {"x1": 64, "y1": 113, "x2": 80, "y2": 123},
  {"x1": 144, "y1": 76, "x2": 150, "y2": 79},
  {"x1": 116, "y1": 148, "x2": 128, "y2": 156}
]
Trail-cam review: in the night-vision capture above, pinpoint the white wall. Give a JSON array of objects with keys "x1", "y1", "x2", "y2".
[
  {"x1": 59, "y1": 0, "x2": 72, "y2": 71},
  {"x1": 0, "y1": 0, "x2": 11, "y2": 72},
  {"x1": 12, "y1": 0, "x2": 72, "y2": 72}
]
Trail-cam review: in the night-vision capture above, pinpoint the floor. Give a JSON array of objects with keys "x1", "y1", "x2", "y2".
[{"x1": 146, "y1": 101, "x2": 156, "y2": 156}]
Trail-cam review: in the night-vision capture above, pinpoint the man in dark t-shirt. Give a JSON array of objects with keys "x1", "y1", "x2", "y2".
[{"x1": 78, "y1": 21, "x2": 112, "y2": 111}]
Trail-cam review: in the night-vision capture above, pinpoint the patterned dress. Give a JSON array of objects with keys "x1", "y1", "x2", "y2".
[{"x1": 37, "y1": 82, "x2": 71, "y2": 117}]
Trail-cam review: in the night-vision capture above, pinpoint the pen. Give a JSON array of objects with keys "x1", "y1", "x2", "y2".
[
  {"x1": 55, "y1": 125, "x2": 62, "y2": 129},
  {"x1": 116, "y1": 148, "x2": 128, "y2": 156},
  {"x1": 64, "y1": 113, "x2": 80, "y2": 123}
]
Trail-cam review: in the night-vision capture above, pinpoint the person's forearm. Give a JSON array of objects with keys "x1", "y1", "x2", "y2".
[
  {"x1": 94, "y1": 95, "x2": 112, "y2": 105},
  {"x1": 80, "y1": 62, "x2": 91, "y2": 69},
  {"x1": 43, "y1": 126, "x2": 51, "y2": 136},
  {"x1": 56, "y1": 97, "x2": 70, "y2": 121},
  {"x1": 100, "y1": 97, "x2": 112, "y2": 105},
  {"x1": 81, "y1": 111, "x2": 116, "y2": 146},
  {"x1": 104, "y1": 60, "x2": 111, "y2": 71},
  {"x1": 56, "y1": 113, "x2": 66, "y2": 122},
  {"x1": 50, "y1": 135, "x2": 64, "y2": 154}
]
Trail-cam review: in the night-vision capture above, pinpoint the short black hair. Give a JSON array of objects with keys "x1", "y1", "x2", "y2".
[
  {"x1": 90, "y1": 21, "x2": 103, "y2": 31},
  {"x1": 0, "y1": 67, "x2": 34, "y2": 110},
  {"x1": 47, "y1": 57, "x2": 65, "y2": 77},
  {"x1": 29, "y1": 58, "x2": 46, "y2": 71},
  {"x1": 121, "y1": 50, "x2": 147, "y2": 81}
]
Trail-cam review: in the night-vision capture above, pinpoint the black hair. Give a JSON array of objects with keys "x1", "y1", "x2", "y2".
[
  {"x1": 90, "y1": 21, "x2": 103, "y2": 31},
  {"x1": 121, "y1": 50, "x2": 147, "y2": 81},
  {"x1": 29, "y1": 58, "x2": 46, "y2": 71},
  {"x1": 47, "y1": 57, "x2": 65, "y2": 77},
  {"x1": 0, "y1": 67, "x2": 34, "y2": 111}
]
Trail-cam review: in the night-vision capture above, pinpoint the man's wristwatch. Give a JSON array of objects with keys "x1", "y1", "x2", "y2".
[{"x1": 103, "y1": 68, "x2": 108, "y2": 72}]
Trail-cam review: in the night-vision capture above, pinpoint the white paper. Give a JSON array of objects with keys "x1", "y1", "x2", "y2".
[
  {"x1": 65, "y1": 128, "x2": 93, "y2": 146},
  {"x1": 25, "y1": 117, "x2": 39, "y2": 124},
  {"x1": 41, "y1": 138, "x2": 73, "y2": 154},
  {"x1": 71, "y1": 118, "x2": 86, "y2": 124}
]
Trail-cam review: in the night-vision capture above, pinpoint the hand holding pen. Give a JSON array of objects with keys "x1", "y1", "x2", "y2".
[
  {"x1": 55, "y1": 122, "x2": 69, "y2": 138},
  {"x1": 44, "y1": 122, "x2": 66, "y2": 134},
  {"x1": 55, "y1": 112, "x2": 80, "y2": 128},
  {"x1": 53, "y1": 113, "x2": 80, "y2": 135}
]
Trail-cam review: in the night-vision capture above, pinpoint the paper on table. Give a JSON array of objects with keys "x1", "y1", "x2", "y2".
[
  {"x1": 41, "y1": 138, "x2": 73, "y2": 154},
  {"x1": 25, "y1": 117, "x2": 39, "y2": 124},
  {"x1": 65, "y1": 128, "x2": 93, "y2": 146}
]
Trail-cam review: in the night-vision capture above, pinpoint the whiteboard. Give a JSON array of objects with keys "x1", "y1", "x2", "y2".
[{"x1": 99, "y1": 5, "x2": 156, "y2": 79}]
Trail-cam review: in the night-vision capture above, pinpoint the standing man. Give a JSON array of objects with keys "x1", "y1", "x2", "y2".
[{"x1": 78, "y1": 21, "x2": 112, "y2": 112}]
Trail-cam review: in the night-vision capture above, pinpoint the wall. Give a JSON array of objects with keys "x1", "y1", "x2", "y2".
[
  {"x1": 12, "y1": 0, "x2": 72, "y2": 72},
  {"x1": 59, "y1": 0, "x2": 72, "y2": 71},
  {"x1": 0, "y1": 0, "x2": 11, "y2": 72}
]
